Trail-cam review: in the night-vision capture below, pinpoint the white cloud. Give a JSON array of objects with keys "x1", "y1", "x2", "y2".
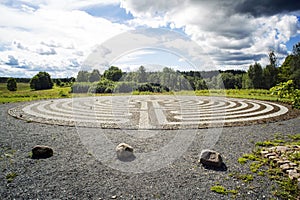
[
  {"x1": 0, "y1": 1, "x2": 129, "y2": 77},
  {"x1": 6, "y1": 55, "x2": 19, "y2": 65}
]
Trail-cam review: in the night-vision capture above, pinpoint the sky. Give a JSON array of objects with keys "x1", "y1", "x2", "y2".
[{"x1": 0, "y1": 0, "x2": 300, "y2": 78}]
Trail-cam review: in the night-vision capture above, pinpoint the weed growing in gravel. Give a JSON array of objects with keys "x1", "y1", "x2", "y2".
[
  {"x1": 28, "y1": 151, "x2": 33, "y2": 158},
  {"x1": 237, "y1": 157, "x2": 248, "y2": 164},
  {"x1": 255, "y1": 140, "x2": 284, "y2": 147},
  {"x1": 288, "y1": 133, "x2": 300, "y2": 140},
  {"x1": 231, "y1": 173, "x2": 254, "y2": 182},
  {"x1": 238, "y1": 153, "x2": 258, "y2": 164},
  {"x1": 6, "y1": 172, "x2": 18, "y2": 183},
  {"x1": 210, "y1": 185, "x2": 238, "y2": 196}
]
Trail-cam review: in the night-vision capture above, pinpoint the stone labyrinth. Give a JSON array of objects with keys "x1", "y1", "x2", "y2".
[{"x1": 9, "y1": 95, "x2": 289, "y2": 129}]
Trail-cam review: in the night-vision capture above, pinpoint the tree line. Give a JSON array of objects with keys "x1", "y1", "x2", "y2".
[
  {"x1": 72, "y1": 41, "x2": 300, "y2": 93},
  {"x1": 5, "y1": 42, "x2": 300, "y2": 93}
]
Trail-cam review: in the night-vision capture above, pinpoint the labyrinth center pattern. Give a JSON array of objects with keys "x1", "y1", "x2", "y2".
[{"x1": 8, "y1": 96, "x2": 289, "y2": 129}]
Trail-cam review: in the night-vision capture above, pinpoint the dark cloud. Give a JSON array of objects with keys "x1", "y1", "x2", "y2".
[
  {"x1": 213, "y1": 52, "x2": 265, "y2": 62},
  {"x1": 234, "y1": 0, "x2": 300, "y2": 17},
  {"x1": 5, "y1": 55, "x2": 19, "y2": 65}
]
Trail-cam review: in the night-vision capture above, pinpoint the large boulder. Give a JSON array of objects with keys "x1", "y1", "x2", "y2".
[
  {"x1": 199, "y1": 149, "x2": 223, "y2": 168},
  {"x1": 116, "y1": 143, "x2": 134, "y2": 161},
  {"x1": 32, "y1": 145, "x2": 53, "y2": 159}
]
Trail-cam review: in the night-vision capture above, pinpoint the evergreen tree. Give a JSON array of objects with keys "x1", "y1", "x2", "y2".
[
  {"x1": 248, "y1": 62, "x2": 263, "y2": 89},
  {"x1": 30, "y1": 72, "x2": 53, "y2": 90},
  {"x1": 7, "y1": 78, "x2": 17, "y2": 91}
]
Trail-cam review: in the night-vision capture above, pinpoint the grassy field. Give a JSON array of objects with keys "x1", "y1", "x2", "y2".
[
  {"x1": 0, "y1": 83, "x2": 71, "y2": 103},
  {"x1": 0, "y1": 82, "x2": 292, "y2": 104}
]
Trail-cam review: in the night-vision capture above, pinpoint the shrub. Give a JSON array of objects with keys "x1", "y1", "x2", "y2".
[
  {"x1": 88, "y1": 79, "x2": 115, "y2": 93},
  {"x1": 137, "y1": 83, "x2": 154, "y2": 92},
  {"x1": 30, "y1": 72, "x2": 53, "y2": 90},
  {"x1": 7, "y1": 78, "x2": 17, "y2": 91},
  {"x1": 136, "y1": 83, "x2": 170, "y2": 93},
  {"x1": 270, "y1": 80, "x2": 300, "y2": 108}
]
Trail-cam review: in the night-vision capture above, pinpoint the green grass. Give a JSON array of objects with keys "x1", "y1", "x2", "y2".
[
  {"x1": 195, "y1": 89, "x2": 292, "y2": 102},
  {"x1": 6, "y1": 172, "x2": 18, "y2": 183},
  {"x1": 0, "y1": 83, "x2": 71, "y2": 103},
  {"x1": 210, "y1": 185, "x2": 238, "y2": 195}
]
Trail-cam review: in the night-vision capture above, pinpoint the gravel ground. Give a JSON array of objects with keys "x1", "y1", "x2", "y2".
[{"x1": 1, "y1": 101, "x2": 300, "y2": 200}]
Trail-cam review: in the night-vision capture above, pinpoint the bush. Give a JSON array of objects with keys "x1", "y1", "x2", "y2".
[
  {"x1": 30, "y1": 72, "x2": 53, "y2": 90},
  {"x1": 71, "y1": 82, "x2": 91, "y2": 93},
  {"x1": 7, "y1": 78, "x2": 17, "y2": 91},
  {"x1": 88, "y1": 79, "x2": 115, "y2": 93},
  {"x1": 136, "y1": 83, "x2": 169, "y2": 93},
  {"x1": 270, "y1": 80, "x2": 300, "y2": 109}
]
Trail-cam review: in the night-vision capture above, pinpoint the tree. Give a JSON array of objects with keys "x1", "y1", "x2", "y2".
[
  {"x1": 7, "y1": 78, "x2": 17, "y2": 91},
  {"x1": 88, "y1": 69, "x2": 101, "y2": 82},
  {"x1": 30, "y1": 72, "x2": 53, "y2": 90},
  {"x1": 76, "y1": 71, "x2": 89, "y2": 82},
  {"x1": 248, "y1": 62, "x2": 263, "y2": 89},
  {"x1": 290, "y1": 42, "x2": 300, "y2": 88},
  {"x1": 103, "y1": 66, "x2": 122, "y2": 81},
  {"x1": 136, "y1": 66, "x2": 147, "y2": 83},
  {"x1": 263, "y1": 51, "x2": 278, "y2": 89},
  {"x1": 278, "y1": 55, "x2": 293, "y2": 83},
  {"x1": 219, "y1": 73, "x2": 236, "y2": 89}
]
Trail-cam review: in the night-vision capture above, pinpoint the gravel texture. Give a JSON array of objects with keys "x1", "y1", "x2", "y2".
[{"x1": 1, "y1": 101, "x2": 300, "y2": 199}]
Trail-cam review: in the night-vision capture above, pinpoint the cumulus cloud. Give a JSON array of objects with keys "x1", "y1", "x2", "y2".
[{"x1": 0, "y1": 1, "x2": 129, "y2": 77}]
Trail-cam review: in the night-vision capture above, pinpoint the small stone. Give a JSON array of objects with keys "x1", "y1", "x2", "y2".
[
  {"x1": 273, "y1": 158, "x2": 281, "y2": 163},
  {"x1": 264, "y1": 152, "x2": 277, "y2": 158},
  {"x1": 280, "y1": 163, "x2": 293, "y2": 172},
  {"x1": 260, "y1": 150, "x2": 269, "y2": 157},
  {"x1": 268, "y1": 147, "x2": 276, "y2": 152},
  {"x1": 116, "y1": 143, "x2": 134, "y2": 161},
  {"x1": 268, "y1": 156, "x2": 277, "y2": 160},
  {"x1": 288, "y1": 169, "x2": 300, "y2": 180},
  {"x1": 111, "y1": 195, "x2": 117, "y2": 199},
  {"x1": 289, "y1": 162, "x2": 298, "y2": 167},
  {"x1": 199, "y1": 149, "x2": 223, "y2": 168},
  {"x1": 32, "y1": 145, "x2": 53, "y2": 159},
  {"x1": 277, "y1": 160, "x2": 290, "y2": 166},
  {"x1": 275, "y1": 146, "x2": 289, "y2": 153}
]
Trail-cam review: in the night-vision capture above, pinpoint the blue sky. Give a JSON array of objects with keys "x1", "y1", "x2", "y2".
[{"x1": 0, "y1": 0, "x2": 300, "y2": 78}]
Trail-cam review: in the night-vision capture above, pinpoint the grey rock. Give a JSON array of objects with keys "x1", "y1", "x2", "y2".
[
  {"x1": 199, "y1": 149, "x2": 223, "y2": 168},
  {"x1": 116, "y1": 143, "x2": 134, "y2": 161},
  {"x1": 32, "y1": 145, "x2": 53, "y2": 159}
]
